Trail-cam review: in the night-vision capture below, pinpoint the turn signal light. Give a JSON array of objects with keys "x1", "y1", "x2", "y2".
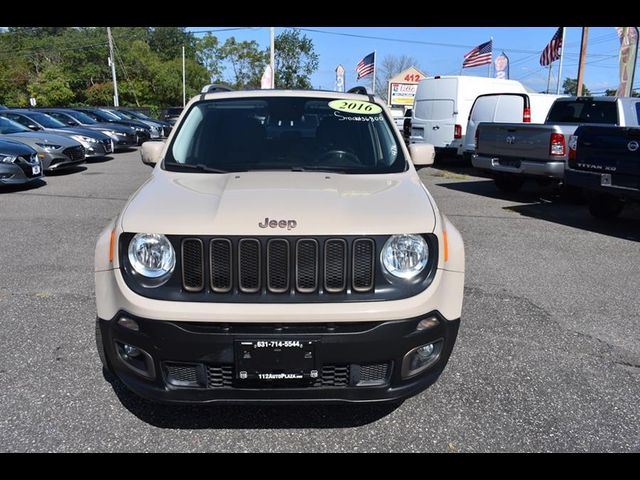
[
  {"x1": 523, "y1": 107, "x2": 531, "y2": 122},
  {"x1": 454, "y1": 124, "x2": 462, "y2": 139},
  {"x1": 108, "y1": 228, "x2": 116, "y2": 263}
]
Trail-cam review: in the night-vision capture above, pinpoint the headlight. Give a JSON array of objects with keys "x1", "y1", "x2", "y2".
[
  {"x1": 101, "y1": 130, "x2": 119, "y2": 140},
  {"x1": 71, "y1": 135, "x2": 97, "y2": 144},
  {"x1": 114, "y1": 131, "x2": 127, "y2": 137},
  {"x1": 0, "y1": 154, "x2": 17, "y2": 164},
  {"x1": 135, "y1": 127, "x2": 146, "y2": 132},
  {"x1": 35, "y1": 143, "x2": 62, "y2": 151},
  {"x1": 128, "y1": 233, "x2": 176, "y2": 279},
  {"x1": 381, "y1": 234, "x2": 429, "y2": 279}
]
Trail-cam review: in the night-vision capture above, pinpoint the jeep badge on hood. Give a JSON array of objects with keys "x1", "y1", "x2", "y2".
[{"x1": 258, "y1": 217, "x2": 297, "y2": 230}]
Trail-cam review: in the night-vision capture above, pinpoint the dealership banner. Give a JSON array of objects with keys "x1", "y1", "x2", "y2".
[
  {"x1": 387, "y1": 66, "x2": 426, "y2": 107},
  {"x1": 494, "y1": 51, "x2": 509, "y2": 79},
  {"x1": 335, "y1": 64, "x2": 345, "y2": 92},
  {"x1": 615, "y1": 27, "x2": 639, "y2": 97}
]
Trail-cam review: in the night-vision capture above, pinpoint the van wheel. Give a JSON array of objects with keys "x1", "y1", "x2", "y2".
[
  {"x1": 493, "y1": 175, "x2": 525, "y2": 193},
  {"x1": 586, "y1": 193, "x2": 624, "y2": 219}
]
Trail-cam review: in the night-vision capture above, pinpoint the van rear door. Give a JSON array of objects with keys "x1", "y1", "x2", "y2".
[
  {"x1": 411, "y1": 78, "x2": 457, "y2": 148},
  {"x1": 464, "y1": 93, "x2": 527, "y2": 153}
]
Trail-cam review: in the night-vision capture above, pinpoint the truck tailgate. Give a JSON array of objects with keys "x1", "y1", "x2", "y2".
[
  {"x1": 476, "y1": 123, "x2": 560, "y2": 161},
  {"x1": 572, "y1": 126, "x2": 640, "y2": 177}
]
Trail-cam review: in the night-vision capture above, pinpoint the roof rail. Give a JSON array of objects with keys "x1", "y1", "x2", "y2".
[
  {"x1": 201, "y1": 83, "x2": 234, "y2": 94},
  {"x1": 347, "y1": 86, "x2": 368, "y2": 95}
]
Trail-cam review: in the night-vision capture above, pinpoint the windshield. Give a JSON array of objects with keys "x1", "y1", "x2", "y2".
[
  {"x1": 0, "y1": 116, "x2": 31, "y2": 134},
  {"x1": 165, "y1": 96, "x2": 406, "y2": 174},
  {"x1": 546, "y1": 100, "x2": 618, "y2": 125},
  {"x1": 105, "y1": 109, "x2": 129, "y2": 120},
  {"x1": 126, "y1": 110, "x2": 150, "y2": 120},
  {"x1": 25, "y1": 112, "x2": 67, "y2": 128},
  {"x1": 66, "y1": 110, "x2": 98, "y2": 124}
]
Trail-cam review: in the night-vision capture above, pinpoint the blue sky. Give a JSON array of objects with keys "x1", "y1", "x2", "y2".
[{"x1": 189, "y1": 27, "x2": 637, "y2": 94}]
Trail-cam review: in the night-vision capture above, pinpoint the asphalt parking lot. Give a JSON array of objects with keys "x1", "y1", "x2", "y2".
[{"x1": 0, "y1": 150, "x2": 638, "y2": 452}]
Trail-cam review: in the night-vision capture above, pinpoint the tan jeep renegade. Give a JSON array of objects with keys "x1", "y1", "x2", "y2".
[{"x1": 94, "y1": 89, "x2": 465, "y2": 404}]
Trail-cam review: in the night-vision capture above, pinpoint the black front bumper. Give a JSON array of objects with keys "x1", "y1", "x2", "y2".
[
  {"x1": 98, "y1": 312, "x2": 460, "y2": 405},
  {"x1": 565, "y1": 168, "x2": 640, "y2": 201}
]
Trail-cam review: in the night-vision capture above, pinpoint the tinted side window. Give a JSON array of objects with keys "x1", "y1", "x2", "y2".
[{"x1": 635, "y1": 102, "x2": 640, "y2": 124}]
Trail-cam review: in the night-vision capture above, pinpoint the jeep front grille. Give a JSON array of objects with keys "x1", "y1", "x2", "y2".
[{"x1": 180, "y1": 237, "x2": 376, "y2": 296}]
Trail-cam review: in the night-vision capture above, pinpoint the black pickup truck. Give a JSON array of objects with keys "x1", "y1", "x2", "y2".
[{"x1": 565, "y1": 125, "x2": 640, "y2": 218}]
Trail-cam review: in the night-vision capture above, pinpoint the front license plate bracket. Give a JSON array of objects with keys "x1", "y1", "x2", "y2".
[{"x1": 234, "y1": 339, "x2": 318, "y2": 384}]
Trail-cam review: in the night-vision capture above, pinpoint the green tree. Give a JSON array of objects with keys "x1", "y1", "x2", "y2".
[
  {"x1": 28, "y1": 64, "x2": 74, "y2": 106},
  {"x1": 563, "y1": 77, "x2": 591, "y2": 96},
  {"x1": 148, "y1": 27, "x2": 196, "y2": 61},
  {"x1": 606, "y1": 88, "x2": 640, "y2": 97},
  {"x1": 219, "y1": 37, "x2": 268, "y2": 89},
  {"x1": 273, "y1": 29, "x2": 319, "y2": 89},
  {"x1": 197, "y1": 33, "x2": 224, "y2": 82}
]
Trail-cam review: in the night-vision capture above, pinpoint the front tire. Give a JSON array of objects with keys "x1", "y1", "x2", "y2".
[
  {"x1": 493, "y1": 174, "x2": 525, "y2": 193},
  {"x1": 586, "y1": 192, "x2": 624, "y2": 219}
]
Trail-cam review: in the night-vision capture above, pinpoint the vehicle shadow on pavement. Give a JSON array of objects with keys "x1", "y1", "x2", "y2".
[
  {"x1": 440, "y1": 179, "x2": 640, "y2": 242},
  {"x1": 44, "y1": 166, "x2": 87, "y2": 176},
  {"x1": 0, "y1": 178, "x2": 46, "y2": 194},
  {"x1": 85, "y1": 156, "x2": 114, "y2": 164},
  {"x1": 104, "y1": 370, "x2": 401, "y2": 429}
]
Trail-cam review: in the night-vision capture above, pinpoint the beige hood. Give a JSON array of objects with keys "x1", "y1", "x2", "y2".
[{"x1": 120, "y1": 169, "x2": 436, "y2": 236}]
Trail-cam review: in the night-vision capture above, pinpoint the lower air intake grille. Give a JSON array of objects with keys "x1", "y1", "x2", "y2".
[
  {"x1": 206, "y1": 365, "x2": 234, "y2": 388},
  {"x1": 358, "y1": 363, "x2": 390, "y2": 385},
  {"x1": 313, "y1": 365, "x2": 350, "y2": 387}
]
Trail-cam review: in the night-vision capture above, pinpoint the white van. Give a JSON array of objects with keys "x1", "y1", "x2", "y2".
[
  {"x1": 461, "y1": 92, "x2": 563, "y2": 159},
  {"x1": 409, "y1": 76, "x2": 527, "y2": 156}
]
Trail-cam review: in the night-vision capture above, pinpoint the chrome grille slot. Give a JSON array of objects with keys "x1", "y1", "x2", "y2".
[
  {"x1": 238, "y1": 239, "x2": 261, "y2": 293},
  {"x1": 210, "y1": 239, "x2": 232, "y2": 293},
  {"x1": 181, "y1": 238, "x2": 204, "y2": 292},
  {"x1": 267, "y1": 239, "x2": 290, "y2": 293},
  {"x1": 352, "y1": 238, "x2": 375, "y2": 292},
  {"x1": 296, "y1": 239, "x2": 318, "y2": 293}
]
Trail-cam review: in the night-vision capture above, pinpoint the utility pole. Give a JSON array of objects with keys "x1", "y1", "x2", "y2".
[
  {"x1": 270, "y1": 27, "x2": 275, "y2": 89},
  {"x1": 576, "y1": 27, "x2": 589, "y2": 96},
  {"x1": 556, "y1": 27, "x2": 566, "y2": 95},
  {"x1": 107, "y1": 27, "x2": 119, "y2": 107},
  {"x1": 182, "y1": 45, "x2": 186, "y2": 107}
]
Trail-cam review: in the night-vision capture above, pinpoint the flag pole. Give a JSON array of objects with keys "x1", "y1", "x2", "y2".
[
  {"x1": 489, "y1": 37, "x2": 493, "y2": 77},
  {"x1": 546, "y1": 64, "x2": 552, "y2": 94},
  {"x1": 556, "y1": 27, "x2": 566, "y2": 94},
  {"x1": 372, "y1": 50, "x2": 377, "y2": 95}
]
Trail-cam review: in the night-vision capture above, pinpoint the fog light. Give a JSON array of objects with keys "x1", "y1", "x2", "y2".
[
  {"x1": 115, "y1": 341, "x2": 156, "y2": 380},
  {"x1": 123, "y1": 344, "x2": 141, "y2": 357},
  {"x1": 117, "y1": 317, "x2": 139, "y2": 331},
  {"x1": 402, "y1": 340, "x2": 443, "y2": 378}
]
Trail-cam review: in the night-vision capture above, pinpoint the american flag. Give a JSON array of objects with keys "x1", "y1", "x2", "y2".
[
  {"x1": 540, "y1": 27, "x2": 563, "y2": 66},
  {"x1": 356, "y1": 52, "x2": 375, "y2": 79},
  {"x1": 463, "y1": 40, "x2": 492, "y2": 68}
]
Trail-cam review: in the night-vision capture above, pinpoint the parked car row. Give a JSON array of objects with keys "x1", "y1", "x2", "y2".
[{"x1": 0, "y1": 106, "x2": 172, "y2": 187}]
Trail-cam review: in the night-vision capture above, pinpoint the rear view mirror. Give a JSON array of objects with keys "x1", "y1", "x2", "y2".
[
  {"x1": 140, "y1": 140, "x2": 165, "y2": 167},
  {"x1": 409, "y1": 143, "x2": 435, "y2": 167}
]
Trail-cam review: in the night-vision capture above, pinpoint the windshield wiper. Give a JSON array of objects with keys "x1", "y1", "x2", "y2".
[{"x1": 166, "y1": 163, "x2": 241, "y2": 173}]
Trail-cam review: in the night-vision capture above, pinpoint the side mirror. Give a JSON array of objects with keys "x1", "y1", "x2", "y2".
[
  {"x1": 140, "y1": 140, "x2": 165, "y2": 167},
  {"x1": 67, "y1": 120, "x2": 77, "y2": 126},
  {"x1": 409, "y1": 143, "x2": 435, "y2": 167},
  {"x1": 27, "y1": 124, "x2": 41, "y2": 131}
]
